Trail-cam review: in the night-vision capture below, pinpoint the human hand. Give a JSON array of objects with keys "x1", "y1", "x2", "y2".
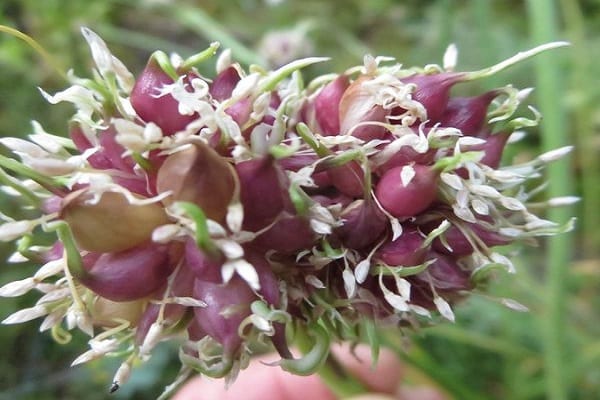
[{"x1": 172, "y1": 344, "x2": 446, "y2": 400}]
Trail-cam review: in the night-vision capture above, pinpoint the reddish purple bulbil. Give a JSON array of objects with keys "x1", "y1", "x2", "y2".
[{"x1": 131, "y1": 58, "x2": 198, "y2": 135}]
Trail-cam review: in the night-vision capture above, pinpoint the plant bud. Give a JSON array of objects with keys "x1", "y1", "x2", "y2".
[
  {"x1": 193, "y1": 276, "x2": 257, "y2": 354},
  {"x1": 327, "y1": 160, "x2": 365, "y2": 198},
  {"x1": 131, "y1": 57, "x2": 197, "y2": 135},
  {"x1": 210, "y1": 66, "x2": 241, "y2": 101},
  {"x1": 375, "y1": 164, "x2": 439, "y2": 218},
  {"x1": 436, "y1": 91, "x2": 498, "y2": 135},
  {"x1": 70, "y1": 124, "x2": 112, "y2": 169},
  {"x1": 339, "y1": 76, "x2": 389, "y2": 141},
  {"x1": 475, "y1": 132, "x2": 511, "y2": 169},
  {"x1": 314, "y1": 75, "x2": 349, "y2": 136},
  {"x1": 335, "y1": 199, "x2": 387, "y2": 249},
  {"x1": 376, "y1": 225, "x2": 426, "y2": 266},
  {"x1": 236, "y1": 157, "x2": 290, "y2": 231},
  {"x1": 61, "y1": 189, "x2": 169, "y2": 253},
  {"x1": 184, "y1": 238, "x2": 223, "y2": 282},
  {"x1": 399, "y1": 72, "x2": 464, "y2": 122},
  {"x1": 79, "y1": 242, "x2": 173, "y2": 302},
  {"x1": 417, "y1": 252, "x2": 472, "y2": 291},
  {"x1": 251, "y1": 215, "x2": 316, "y2": 254},
  {"x1": 432, "y1": 221, "x2": 511, "y2": 256},
  {"x1": 156, "y1": 142, "x2": 235, "y2": 222}
]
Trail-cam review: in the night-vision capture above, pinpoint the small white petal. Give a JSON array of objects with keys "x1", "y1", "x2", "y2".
[
  {"x1": 152, "y1": 224, "x2": 183, "y2": 243},
  {"x1": 547, "y1": 196, "x2": 580, "y2": 207},
  {"x1": 470, "y1": 184, "x2": 501, "y2": 198},
  {"x1": 390, "y1": 218, "x2": 403, "y2": 241},
  {"x1": 226, "y1": 203, "x2": 244, "y2": 233},
  {"x1": 490, "y1": 252, "x2": 516, "y2": 273},
  {"x1": 170, "y1": 297, "x2": 207, "y2": 307},
  {"x1": 537, "y1": 146, "x2": 573, "y2": 163},
  {"x1": 230, "y1": 259, "x2": 261, "y2": 290},
  {"x1": 383, "y1": 290, "x2": 409, "y2": 312},
  {"x1": 71, "y1": 349, "x2": 101, "y2": 366},
  {"x1": 34, "y1": 259, "x2": 65, "y2": 280},
  {"x1": 354, "y1": 259, "x2": 370, "y2": 284},
  {"x1": 39, "y1": 310, "x2": 64, "y2": 332},
  {"x1": 343, "y1": 267, "x2": 356, "y2": 299},
  {"x1": 441, "y1": 172, "x2": 464, "y2": 191},
  {"x1": 218, "y1": 240, "x2": 245, "y2": 259},
  {"x1": 0, "y1": 278, "x2": 36, "y2": 297},
  {"x1": 7, "y1": 252, "x2": 28, "y2": 263},
  {"x1": 2, "y1": 305, "x2": 47, "y2": 324},
  {"x1": 507, "y1": 130, "x2": 527, "y2": 144},
  {"x1": 471, "y1": 198, "x2": 489, "y2": 215},
  {"x1": 500, "y1": 196, "x2": 526, "y2": 211},
  {"x1": 400, "y1": 165, "x2": 416, "y2": 187},
  {"x1": 443, "y1": 43, "x2": 458, "y2": 70},
  {"x1": 305, "y1": 275, "x2": 325, "y2": 289},
  {"x1": 0, "y1": 137, "x2": 48, "y2": 158},
  {"x1": 0, "y1": 220, "x2": 34, "y2": 241},
  {"x1": 433, "y1": 296, "x2": 455, "y2": 322},
  {"x1": 458, "y1": 136, "x2": 486, "y2": 147},
  {"x1": 500, "y1": 298, "x2": 529, "y2": 312}
]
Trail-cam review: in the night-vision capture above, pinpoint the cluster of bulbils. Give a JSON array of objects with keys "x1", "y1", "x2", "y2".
[{"x1": 0, "y1": 29, "x2": 573, "y2": 396}]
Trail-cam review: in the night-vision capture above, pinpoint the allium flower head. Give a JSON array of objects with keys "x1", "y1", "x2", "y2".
[{"x1": 0, "y1": 29, "x2": 574, "y2": 397}]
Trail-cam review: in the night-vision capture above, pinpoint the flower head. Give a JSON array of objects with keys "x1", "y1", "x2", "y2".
[{"x1": 0, "y1": 29, "x2": 573, "y2": 396}]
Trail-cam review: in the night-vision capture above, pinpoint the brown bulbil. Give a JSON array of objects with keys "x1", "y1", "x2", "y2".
[
  {"x1": 156, "y1": 142, "x2": 236, "y2": 222},
  {"x1": 60, "y1": 189, "x2": 169, "y2": 253}
]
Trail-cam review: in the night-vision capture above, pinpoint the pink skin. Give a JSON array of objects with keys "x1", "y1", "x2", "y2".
[
  {"x1": 184, "y1": 238, "x2": 223, "y2": 282},
  {"x1": 398, "y1": 72, "x2": 464, "y2": 123},
  {"x1": 210, "y1": 66, "x2": 241, "y2": 102},
  {"x1": 435, "y1": 91, "x2": 498, "y2": 135},
  {"x1": 134, "y1": 262, "x2": 197, "y2": 345},
  {"x1": 335, "y1": 199, "x2": 388, "y2": 249},
  {"x1": 375, "y1": 164, "x2": 439, "y2": 218},
  {"x1": 417, "y1": 252, "x2": 472, "y2": 291},
  {"x1": 251, "y1": 215, "x2": 316, "y2": 255},
  {"x1": 236, "y1": 157, "x2": 290, "y2": 231},
  {"x1": 172, "y1": 344, "x2": 445, "y2": 400},
  {"x1": 432, "y1": 222, "x2": 511, "y2": 256},
  {"x1": 79, "y1": 242, "x2": 174, "y2": 302},
  {"x1": 314, "y1": 75, "x2": 349, "y2": 136},
  {"x1": 376, "y1": 226, "x2": 427, "y2": 267},
  {"x1": 131, "y1": 58, "x2": 198, "y2": 135},
  {"x1": 69, "y1": 125, "x2": 150, "y2": 195},
  {"x1": 193, "y1": 276, "x2": 257, "y2": 354},
  {"x1": 476, "y1": 132, "x2": 511, "y2": 169},
  {"x1": 327, "y1": 160, "x2": 365, "y2": 198},
  {"x1": 376, "y1": 130, "x2": 437, "y2": 174}
]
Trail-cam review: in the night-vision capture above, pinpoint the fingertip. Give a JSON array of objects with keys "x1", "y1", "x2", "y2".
[{"x1": 331, "y1": 343, "x2": 404, "y2": 395}]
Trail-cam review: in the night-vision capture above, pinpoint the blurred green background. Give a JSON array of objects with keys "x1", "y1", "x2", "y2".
[{"x1": 0, "y1": 1, "x2": 598, "y2": 399}]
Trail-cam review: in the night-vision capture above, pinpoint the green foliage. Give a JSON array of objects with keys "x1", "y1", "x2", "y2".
[{"x1": 0, "y1": 0, "x2": 598, "y2": 399}]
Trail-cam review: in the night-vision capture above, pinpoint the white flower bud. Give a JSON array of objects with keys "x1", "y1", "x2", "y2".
[
  {"x1": 0, "y1": 278, "x2": 36, "y2": 297},
  {"x1": 0, "y1": 220, "x2": 34, "y2": 242},
  {"x1": 537, "y1": 146, "x2": 573, "y2": 163},
  {"x1": 2, "y1": 305, "x2": 47, "y2": 324}
]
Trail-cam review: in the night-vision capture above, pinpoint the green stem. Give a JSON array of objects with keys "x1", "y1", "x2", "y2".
[
  {"x1": 526, "y1": 2, "x2": 574, "y2": 400},
  {"x1": 0, "y1": 154, "x2": 65, "y2": 195},
  {"x1": 293, "y1": 323, "x2": 367, "y2": 398},
  {"x1": 0, "y1": 167, "x2": 41, "y2": 206}
]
